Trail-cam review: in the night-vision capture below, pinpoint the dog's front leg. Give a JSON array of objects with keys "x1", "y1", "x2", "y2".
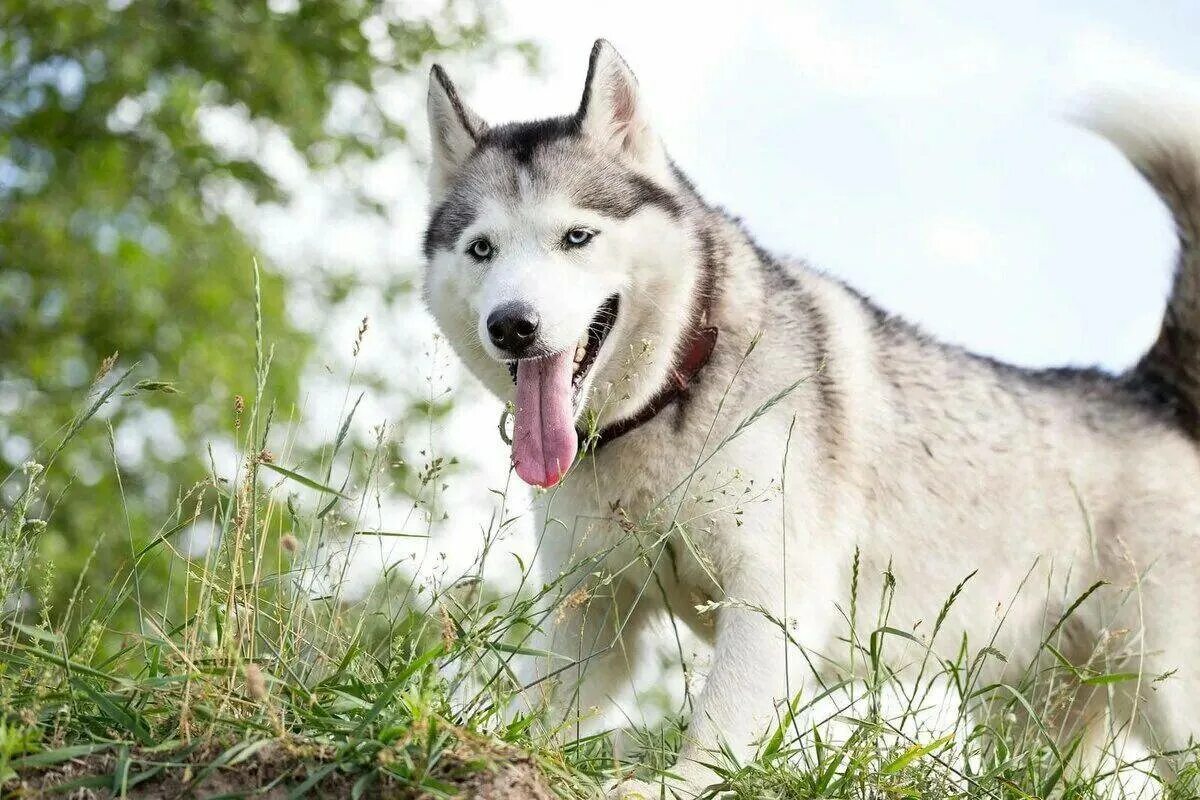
[
  {"x1": 688, "y1": 582, "x2": 824, "y2": 788},
  {"x1": 609, "y1": 562, "x2": 836, "y2": 799}
]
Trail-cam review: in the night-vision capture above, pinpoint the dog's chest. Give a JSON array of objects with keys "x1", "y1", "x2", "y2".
[{"x1": 537, "y1": 420, "x2": 797, "y2": 594}]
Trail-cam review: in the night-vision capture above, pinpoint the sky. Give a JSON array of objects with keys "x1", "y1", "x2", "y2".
[{"x1": 239, "y1": 1, "x2": 1200, "y2": 594}]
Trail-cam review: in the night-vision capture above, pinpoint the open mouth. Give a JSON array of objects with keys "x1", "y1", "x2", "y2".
[
  {"x1": 506, "y1": 294, "x2": 620, "y2": 404},
  {"x1": 506, "y1": 294, "x2": 620, "y2": 489}
]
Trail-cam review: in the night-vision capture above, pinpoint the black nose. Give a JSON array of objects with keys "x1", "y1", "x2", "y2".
[{"x1": 486, "y1": 302, "x2": 540, "y2": 355}]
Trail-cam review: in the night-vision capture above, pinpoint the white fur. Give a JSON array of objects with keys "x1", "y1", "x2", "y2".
[{"x1": 1077, "y1": 86, "x2": 1200, "y2": 173}]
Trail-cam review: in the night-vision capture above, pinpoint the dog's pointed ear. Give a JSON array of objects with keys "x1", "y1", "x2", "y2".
[
  {"x1": 576, "y1": 40, "x2": 662, "y2": 167},
  {"x1": 427, "y1": 64, "x2": 486, "y2": 198}
]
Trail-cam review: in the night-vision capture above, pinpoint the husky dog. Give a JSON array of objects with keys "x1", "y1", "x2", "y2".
[{"x1": 423, "y1": 39, "x2": 1200, "y2": 797}]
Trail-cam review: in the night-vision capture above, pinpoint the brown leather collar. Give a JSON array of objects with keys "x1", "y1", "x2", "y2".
[{"x1": 579, "y1": 315, "x2": 719, "y2": 452}]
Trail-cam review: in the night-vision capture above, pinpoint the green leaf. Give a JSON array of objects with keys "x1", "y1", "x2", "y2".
[
  {"x1": 485, "y1": 641, "x2": 571, "y2": 660},
  {"x1": 1081, "y1": 671, "x2": 1140, "y2": 686},
  {"x1": 130, "y1": 380, "x2": 179, "y2": 394},
  {"x1": 762, "y1": 688, "x2": 805, "y2": 758},
  {"x1": 288, "y1": 763, "x2": 339, "y2": 799},
  {"x1": 227, "y1": 739, "x2": 275, "y2": 766},
  {"x1": 349, "y1": 644, "x2": 444, "y2": 739},
  {"x1": 260, "y1": 462, "x2": 352, "y2": 499},
  {"x1": 881, "y1": 733, "x2": 955, "y2": 775},
  {"x1": 11, "y1": 743, "x2": 110, "y2": 768},
  {"x1": 133, "y1": 516, "x2": 199, "y2": 559},
  {"x1": 6, "y1": 621, "x2": 60, "y2": 645},
  {"x1": 72, "y1": 680, "x2": 153, "y2": 745},
  {"x1": 351, "y1": 770, "x2": 377, "y2": 800}
]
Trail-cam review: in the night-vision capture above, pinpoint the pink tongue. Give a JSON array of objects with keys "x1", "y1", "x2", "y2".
[{"x1": 512, "y1": 352, "x2": 578, "y2": 488}]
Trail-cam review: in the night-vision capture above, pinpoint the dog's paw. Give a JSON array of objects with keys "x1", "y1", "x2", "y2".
[
  {"x1": 605, "y1": 774, "x2": 708, "y2": 799},
  {"x1": 605, "y1": 761, "x2": 713, "y2": 799},
  {"x1": 605, "y1": 778, "x2": 661, "y2": 800}
]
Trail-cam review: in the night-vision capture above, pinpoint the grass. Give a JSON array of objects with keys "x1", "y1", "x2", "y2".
[{"x1": 2, "y1": 274, "x2": 1199, "y2": 798}]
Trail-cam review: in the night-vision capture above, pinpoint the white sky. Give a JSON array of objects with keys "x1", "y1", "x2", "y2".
[{"x1": 242, "y1": 1, "x2": 1200, "y2": 594}]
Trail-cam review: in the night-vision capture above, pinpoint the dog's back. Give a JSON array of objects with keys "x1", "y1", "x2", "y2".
[{"x1": 761, "y1": 93, "x2": 1200, "y2": 752}]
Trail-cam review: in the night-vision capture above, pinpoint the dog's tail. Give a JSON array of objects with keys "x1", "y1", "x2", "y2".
[{"x1": 1082, "y1": 92, "x2": 1200, "y2": 432}]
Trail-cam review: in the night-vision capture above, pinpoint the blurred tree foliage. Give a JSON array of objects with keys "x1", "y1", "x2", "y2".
[{"x1": 0, "y1": 0, "x2": 514, "y2": 615}]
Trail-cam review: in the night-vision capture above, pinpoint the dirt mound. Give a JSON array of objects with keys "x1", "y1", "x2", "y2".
[
  {"x1": 10, "y1": 745, "x2": 559, "y2": 799},
  {"x1": 460, "y1": 759, "x2": 556, "y2": 800}
]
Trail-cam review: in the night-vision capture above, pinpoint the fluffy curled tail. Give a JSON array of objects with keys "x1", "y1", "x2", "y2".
[{"x1": 1083, "y1": 92, "x2": 1200, "y2": 432}]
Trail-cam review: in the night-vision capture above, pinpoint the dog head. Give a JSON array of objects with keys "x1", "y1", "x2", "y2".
[{"x1": 422, "y1": 40, "x2": 697, "y2": 488}]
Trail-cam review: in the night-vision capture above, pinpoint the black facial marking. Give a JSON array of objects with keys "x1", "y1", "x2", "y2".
[
  {"x1": 475, "y1": 112, "x2": 680, "y2": 219},
  {"x1": 423, "y1": 132, "x2": 681, "y2": 262},
  {"x1": 423, "y1": 193, "x2": 479, "y2": 260},
  {"x1": 481, "y1": 116, "x2": 579, "y2": 164},
  {"x1": 573, "y1": 171, "x2": 682, "y2": 220}
]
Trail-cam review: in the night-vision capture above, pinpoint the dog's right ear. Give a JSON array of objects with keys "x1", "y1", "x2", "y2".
[
  {"x1": 427, "y1": 65, "x2": 486, "y2": 198},
  {"x1": 575, "y1": 40, "x2": 664, "y2": 171}
]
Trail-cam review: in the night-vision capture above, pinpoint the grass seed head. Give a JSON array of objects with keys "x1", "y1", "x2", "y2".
[
  {"x1": 440, "y1": 604, "x2": 458, "y2": 650},
  {"x1": 93, "y1": 351, "x2": 119, "y2": 383},
  {"x1": 353, "y1": 315, "x2": 369, "y2": 357}
]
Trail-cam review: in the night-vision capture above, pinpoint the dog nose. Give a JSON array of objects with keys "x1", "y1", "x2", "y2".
[{"x1": 486, "y1": 302, "x2": 540, "y2": 355}]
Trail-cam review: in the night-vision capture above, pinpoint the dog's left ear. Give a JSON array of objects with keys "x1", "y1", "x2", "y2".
[{"x1": 576, "y1": 40, "x2": 663, "y2": 169}]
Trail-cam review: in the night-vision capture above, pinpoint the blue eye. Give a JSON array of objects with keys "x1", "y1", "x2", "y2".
[
  {"x1": 468, "y1": 238, "x2": 494, "y2": 261},
  {"x1": 563, "y1": 228, "x2": 597, "y2": 248}
]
